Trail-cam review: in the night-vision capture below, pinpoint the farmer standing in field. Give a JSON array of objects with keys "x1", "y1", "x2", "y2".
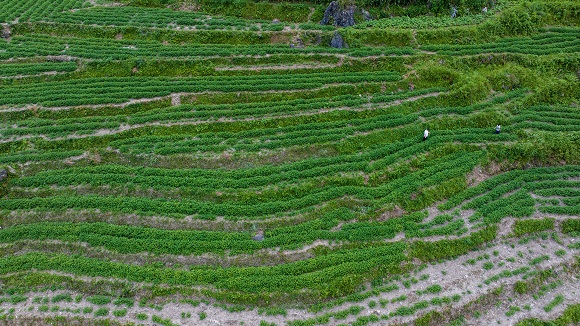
[
  {"x1": 495, "y1": 124, "x2": 501, "y2": 134},
  {"x1": 423, "y1": 129, "x2": 429, "y2": 141}
]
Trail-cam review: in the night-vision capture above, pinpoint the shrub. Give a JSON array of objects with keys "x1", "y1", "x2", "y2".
[
  {"x1": 113, "y1": 297, "x2": 135, "y2": 307},
  {"x1": 555, "y1": 250, "x2": 566, "y2": 257},
  {"x1": 483, "y1": 262, "x2": 494, "y2": 270},
  {"x1": 514, "y1": 218, "x2": 554, "y2": 236},
  {"x1": 94, "y1": 308, "x2": 109, "y2": 317},
  {"x1": 113, "y1": 309, "x2": 127, "y2": 317},
  {"x1": 562, "y1": 219, "x2": 580, "y2": 234},
  {"x1": 514, "y1": 281, "x2": 528, "y2": 294},
  {"x1": 506, "y1": 306, "x2": 521, "y2": 317},
  {"x1": 51, "y1": 293, "x2": 72, "y2": 303},
  {"x1": 87, "y1": 295, "x2": 112, "y2": 305},
  {"x1": 496, "y1": 4, "x2": 544, "y2": 36},
  {"x1": 544, "y1": 295, "x2": 564, "y2": 312},
  {"x1": 411, "y1": 226, "x2": 497, "y2": 261}
]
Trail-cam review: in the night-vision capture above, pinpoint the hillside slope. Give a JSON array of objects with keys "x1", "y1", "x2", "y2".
[{"x1": 0, "y1": 0, "x2": 579, "y2": 325}]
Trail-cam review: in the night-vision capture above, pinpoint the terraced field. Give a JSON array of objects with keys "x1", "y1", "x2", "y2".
[{"x1": 0, "y1": 0, "x2": 579, "y2": 325}]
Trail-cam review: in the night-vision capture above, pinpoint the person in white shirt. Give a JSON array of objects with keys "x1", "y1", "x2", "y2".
[
  {"x1": 423, "y1": 129, "x2": 429, "y2": 141},
  {"x1": 495, "y1": 125, "x2": 501, "y2": 134}
]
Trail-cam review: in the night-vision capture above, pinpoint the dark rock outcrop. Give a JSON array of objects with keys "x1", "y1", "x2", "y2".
[
  {"x1": 1, "y1": 24, "x2": 10, "y2": 39},
  {"x1": 330, "y1": 31, "x2": 348, "y2": 48},
  {"x1": 321, "y1": 1, "x2": 356, "y2": 27},
  {"x1": 451, "y1": 6, "x2": 458, "y2": 18},
  {"x1": 252, "y1": 230, "x2": 264, "y2": 241},
  {"x1": 361, "y1": 9, "x2": 373, "y2": 21},
  {"x1": 291, "y1": 37, "x2": 304, "y2": 48}
]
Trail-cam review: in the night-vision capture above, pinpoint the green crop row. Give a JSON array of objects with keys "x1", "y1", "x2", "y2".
[
  {"x1": 484, "y1": 266, "x2": 531, "y2": 285},
  {"x1": 440, "y1": 166, "x2": 580, "y2": 211},
  {"x1": 10, "y1": 145, "x2": 465, "y2": 191},
  {"x1": 0, "y1": 150, "x2": 84, "y2": 164},
  {"x1": 0, "y1": 81, "x2": 402, "y2": 122},
  {"x1": 0, "y1": 88, "x2": 431, "y2": 139},
  {"x1": 0, "y1": 194, "x2": 496, "y2": 256},
  {"x1": 513, "y1": 218, "x2": 555, "y2": 237},
  {"x1": 12, "y1": 21, "x2": 290, "y2": 45},
  {"x1": 0, "y1": 219, "x2": 404, "y2": 255},
  {"x1": 0, "y1": 34, "x2": 415, "y2": 61},
  {"x1": 0, "y1": 61, "x2": 77, "y2": 77},
  {"x1": 42, "y1": 6, "x2": 285, "y2": 32},
  {"x1": 410, "y1": 226, "x2": 497, "y2": 261},
  {"x1": 0, "y1": 229, "x2": 501, "y2": 303},
  {"x1": 0, "y1": 243, "x2": 408, "y2": 296},
  {"x1": 534, "y1": 188, "x2": 580, "y2": 198},
  {"x1": 6, "y1": 86, "x2": 520, "y2": 154},
  {"x1": 4, "y1": 151, "x2": 483, "y2": 219},
  {"x1": 0, "y1": 0, "x2": 89, "y2": 23},
  {"x1": 561, "y1": 219, "x2": 580, "y2": 234},
  {"x1": 515, "y1": 304, "x2": 580, "y2": 326},
  {"x1": 0, "y1": 97, "x2": 513, "y2": 158},
  {"x1": 0, "y1": 71, "x2": 400, "y2": 107},
  {"x1": 190, "y1": 0, "x2": 317, "y2": 23},
  {"x1": 421, "y1": 29, "x2": 580, "y2": 55},
  {"x1": 355, "y1": 13, "x2": 489, "y2": 30},
  {"x1": 539, "y1": 206, "x2": 580, "y2": 216}
]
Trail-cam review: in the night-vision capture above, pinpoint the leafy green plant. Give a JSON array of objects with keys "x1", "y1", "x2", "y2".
[
  {"x1": 94, "y1": 308, "x2": 109, "y2": 317},
  {"x1": 506, "y1": 306, "x2": 521, "y2": 317},
  {"x1": 86, "y1": 296, "x2": 112, "y2": 305},
  {"x1": 113, "y1": 309, "x2": 127, "y2": 317},
  {"x1": 544, "y1": 295, "x2": 565, "y2": 312},
  {"x1": 513, "y1": 218, "x2": 555, "y2": 236},
  {"x1": 51, "y1": 293, "x2": 72, "y2": 303}
]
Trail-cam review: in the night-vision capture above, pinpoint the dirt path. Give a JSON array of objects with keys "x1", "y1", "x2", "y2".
[
  {"x1": 0, "y1": 70, "x2": 65, "y2": 79},
  {"x1": 214, "y1": 63, "x2": 338, "y2": 71}
]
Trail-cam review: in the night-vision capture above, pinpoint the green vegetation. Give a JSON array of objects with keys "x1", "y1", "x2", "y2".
[
  {"x1": 417, "y1": 284, "x2": 442, "y2": 295},
  {"x1": 51, "y1": 293, "x2": 72, "y2": 303},
  {"x1": 530, "y1": 255, "x2": 550, "y2": 266},
  {"x1": 152, "y1": 315, "x2": 178, "y2": 325},
  {"x1": 113, "y1": 297, "x2": 134, "y2": 307},
  {"x1": 513, "y1": 218, "x2": 555, "y2": 236},
  {"x1": 561, "y1": 219, "x2": 580, "y2": 235},
  {"x1": 0, "y1": 0, "x2": 577, "y2": 324},
  {"x1": 483, "y1": 262, "x2": 494, "y2": 270},
  {"x1": 113, "y1": 309, "x2": 127, "y2": 317},
  {"x1": 506, "y1": 306, "x2": 521, "y2": 317},
  {"x1": 516, "y1": 304, "x2": 580, "y2": 325},
  {"x1": 94, "y1": 308, "x2": 109, "y2": 317},
  {"x1": 544, "y1": 295, "x2": 565, "y2": 312},
  {"x1": 86, "y1": 296, "x2": 112, "y2": 305}
]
